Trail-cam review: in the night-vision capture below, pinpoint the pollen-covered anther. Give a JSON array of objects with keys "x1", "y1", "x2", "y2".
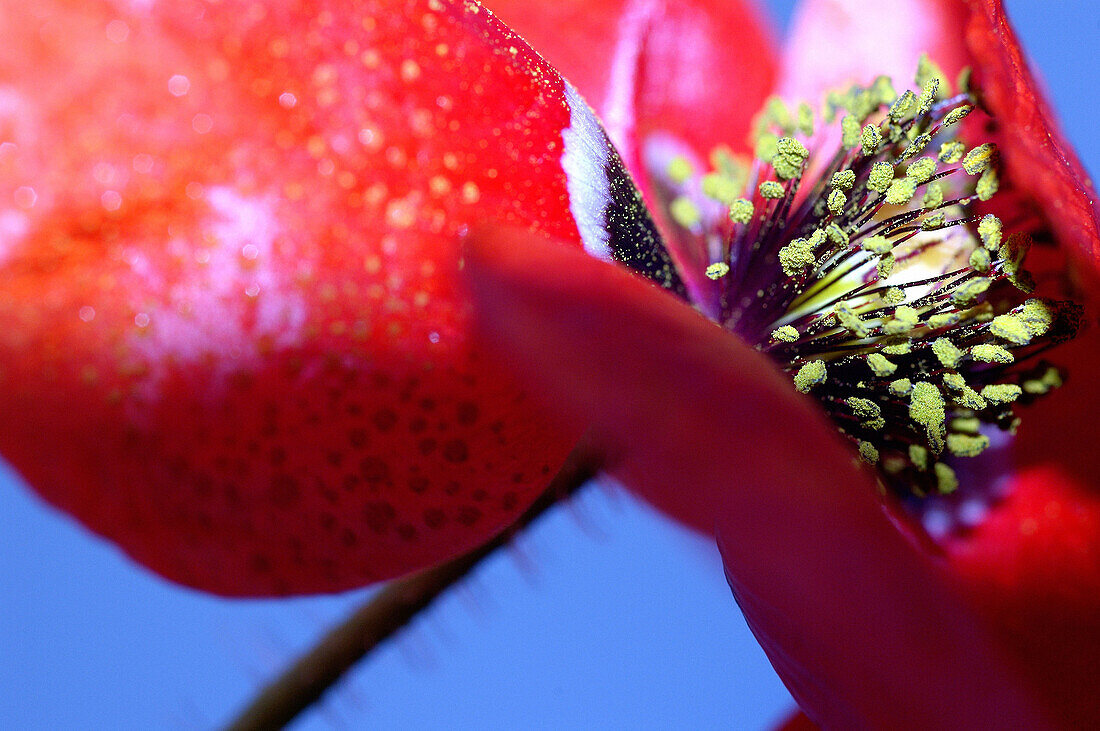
[
  {"x1": 794, "y1": 361, "x2": 827, "y2": 393},
  {"x1": 656, "y1": 56, "x2": 1080, "y2": 500},
  {"x1": 705, "y1": 262, "x2": 730, "y2": 280}
]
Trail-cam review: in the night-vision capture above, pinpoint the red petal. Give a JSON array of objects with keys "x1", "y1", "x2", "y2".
[
  {"x1": 489, "y1": 0, "x2": 777, "y2": 160},
  {"x1": 488, "y1": 0, "x2": 778, "y2": 289},
  {"x1": 943, "y1": 327, "x2": 1100, "y2": 725},
  {"x1": 960, "y1": 0, "x2": 1100, "y2": 290},
  {"x1": 462, "y1": 226, "x2": 1055, "y2": 727},
  {"x1": 462, "y1": 224, "x2": 862, "y2": 532},
  {"x1": 777, "y1": 0, "x2": 969, "y2": 102},
  {"x1": 0, "y1": 0, "x2": 602, "y2": 595}
]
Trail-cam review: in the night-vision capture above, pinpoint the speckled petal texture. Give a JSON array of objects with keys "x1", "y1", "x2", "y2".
[{"x1": 0, "y1": 0, "x2": 590, "y2": 595}]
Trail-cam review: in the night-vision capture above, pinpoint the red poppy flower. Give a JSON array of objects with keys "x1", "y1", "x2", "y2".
[
  {"x1": 3, "y1": 0, "x2": 1098, "y2": 726},
  {"x1": 464, "y1": 0, "x2": 1100, "y2": 727}
]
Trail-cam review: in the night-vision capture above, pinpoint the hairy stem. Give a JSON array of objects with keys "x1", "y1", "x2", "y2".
[{"x1": 225, "y1": 439, "x2": 602, "y2": 731}]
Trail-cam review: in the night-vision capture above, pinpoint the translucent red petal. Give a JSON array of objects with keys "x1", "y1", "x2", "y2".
[{"x1": 0, "y1": 0, "x2": 588, "y2": 595}]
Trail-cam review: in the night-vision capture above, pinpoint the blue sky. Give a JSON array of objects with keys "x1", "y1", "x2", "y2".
[{"x1": 2, "y1": 1, "x2": 1098, "y2": 728}]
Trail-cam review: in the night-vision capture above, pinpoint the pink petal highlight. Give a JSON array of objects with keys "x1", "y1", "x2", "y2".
[{"x1": 777, "y1": 0, "x2": 968, "y2": 103}]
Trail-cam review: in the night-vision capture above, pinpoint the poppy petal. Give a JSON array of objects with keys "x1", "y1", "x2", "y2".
[
  {"x1": 960, "y1": 0, "x2": 1100, "y2": 288},
  {"x1": 776, "y1": 0, "x2": 969, "y2": 102},
  {"x1": 0, "y1": 0, "x2": 667, "y2": 595},
  {"x1": 462, "y1": 224, "x2": 1055, "y2": 727},
  {"x1": 489, "y1": 0, "x2": 777, "y2": 162},
  {"x1": 943, "y1": 326, "x2": 1100, "y2": 725},
  {"x1": 462, "y1": 223, "x2": 863, "y2": 532}
]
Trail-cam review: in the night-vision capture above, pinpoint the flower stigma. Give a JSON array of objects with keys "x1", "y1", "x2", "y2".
[{"x1": 658, "y1": 55, "x2": 1082, "y2": 500}]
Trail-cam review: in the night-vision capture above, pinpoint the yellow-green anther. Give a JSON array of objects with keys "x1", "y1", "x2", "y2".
[
  {"x1": 943, "y1": 372, "x2": 967, "y2": 391},
  {"x1": 910, "y1": 381, "x2": 946, "y2": 453},
  {"x1": 709, "y1": 145, "x2": 744, "y2": 178},
  {"x1": 772, "y1": 136, "x2": 809, "y2": 180},
  {"x1": 666, "y1": 155, "x2": 694, "y2": 184},
  {"x1": 861, "y1": 123, "x2": 882, "y2": 155},
  {"x1": 702, "y1": 173, "x2": 741, "y2": 205},
  {"x1": 928, "y1": 312, "x2": 960, "y2": 329},
  {"x1": 952, "y1": 277, "x2": 991, "y2": 304},
  {"x1": 794, "y1": 360, "x2": 827, "y2": 392},
  {"x1": 828, "y1": 189, "x2": 846, "y2": 214},
  {"x1": 729, "y1": 198, "x2": 754, "y2": 224},
  {"x1": 850, "y1": 87, "x2": 878, "y2": 120},
  {"x1": 1023, "y1": 367, "x2": 1062, "y2": 394},
  {"x1": 755, "y1": 131, "x2": 779, "y2": 160},
  {"x1": 825, "y1": 223, "x2": 849, "y2": 246},
  {"x1": 705, "y1": 262, "x2": 730, "y2": 280},
  {"x1": 867, "y1": 353, "x2": 897, "y2": 376},
  {"x1": 886, "y1": 305, "x2": 919, "y2": 334},
  {"x1": 841, "y1": 115, "x2": 861, "y2": 148},
  {"x1": 939, "y1": 140, "x2": 965, "y2": 164},
  {"x1": 963, "y1": 143, "x2": 996, "y2": 175},
  {"x1": 956, "y1": 386, "x2": 987, "y2": 411},
  {"x1": 670, "y1": 197, "x2": 701, "y2": 229},
  {"x1": 864, "y1": 416, "x2": 887, "y2": 432},
  {"x1": 883, "y1": 340, "x2": 911, "y2": 355},
  {"x1": 978, "y1": 214, "x2": 1003, "y2": 250},
  {"x1": 868, "y1": 161, "x2": 893, "y2": 192},
  {"x1": 808, "y1": 228, "x2": 827, "y2": 249},
  {"x1": 797, "y1": 102, "x2": 814, "y2": 136},
  {"x1": 923, "y1": 183, "x2": 944, "y2": 209},
  {"x1": 834, "y1": 303, "x2": 869, "y2": 337},
  {"x1": 909, "y1": 444, "x2": 929, "y2": 471},
  {"x1": 759, "y1": 180, "x2": 785, "y2": 199},
  {"x1": 970, "y1": 344, "x2": 1014, "y2": 364},
  {"x1": 890, "y1": 378, "x2": 912, "y2": 396},
  {"x1": 862, "y1": 235, "x2": 892, "y2": 255},
  {"x1": 779, "y1": 237, "x2": 816, "y2": 276},
  {"x1": 969, "y1": 248, "x2": 992, "y2": 273},
  {"x1": 943, "y1": 104, "x2": 972, "y2": 126},
  {"x1": 885, "y1": 178, "x2": 919, "y2": 205},
  {"x1": 957, "y1": 66, "x2": 973, "y2": 94},
  {"x1": 921, "y1": 212, "x2": 946, "y2": 230},
  {"x1": 981, "y1": 383, "x2": 1022, "y2": 405},
  {"x1": 772, "y1": 325, "x2": 799, "y2": 342},
  {"x1": 989, "y1": 313, "x2": 1032, "y2": 345},
  {"x1": 935, "y1": 462, "x2": 958, "y2": 494},
  {"x1": 917, "y1": 77, "x2": 939, "y2": 114},
  {"x1": 906, "y1": 157, "x2": 937, "y2": 183},
  {"x1": 932, "y1": 337, "x2": 963, "y2": 368},
  {"x1": 889, "y1": 90, "x2": 916, "y2": 121},
  {"x1": 951, "y1": 416, "x2": 982, "y2": 433},
  {"x1": 858, "y1": 441, "x2": 880, "y2": 464},
  {"x1": 899, "y1": 133, "x2": 932, "y2": 161},
  {"x1": 883, "y1": 287, "x2": 906, "y2": 305},
  {"x1": 872, "y1": 75, "x2": 897, "y2": 106},
  {"x1": 877, "y1": 253, "x2": 896, "y2": 279},
  {"x1": 764, "y1": 96, "x2": 793, "y2": 131},
  {"x1": 947, "y1": 433, "x2": 990, "y2": 458},
  {"x1": 1000, "y1": 233, "x2": 1034, "y2": 291},
  {"x1": 1020, "y1": 298, "x2": 1055, "y2": 337},
  {"x1": 827, "y1": 87, "x2": 851, "y2": 114},
  {"x1": 916, "y1": 54, "x2": 948, "y2": 95},
  {"x1": 848, "y1": 397, "x2": 881, "y2": 420},
  {"x1": 976, "y1": 167, "x2": 999, "y2": 201},
  {"x1": 832, "y1": 169, "x2": 856, "y2": 190}
]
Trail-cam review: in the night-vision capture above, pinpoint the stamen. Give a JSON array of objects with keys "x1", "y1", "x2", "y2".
[{"x1": 656, "y1": 55, "x2": 1082, "y2": 499}]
